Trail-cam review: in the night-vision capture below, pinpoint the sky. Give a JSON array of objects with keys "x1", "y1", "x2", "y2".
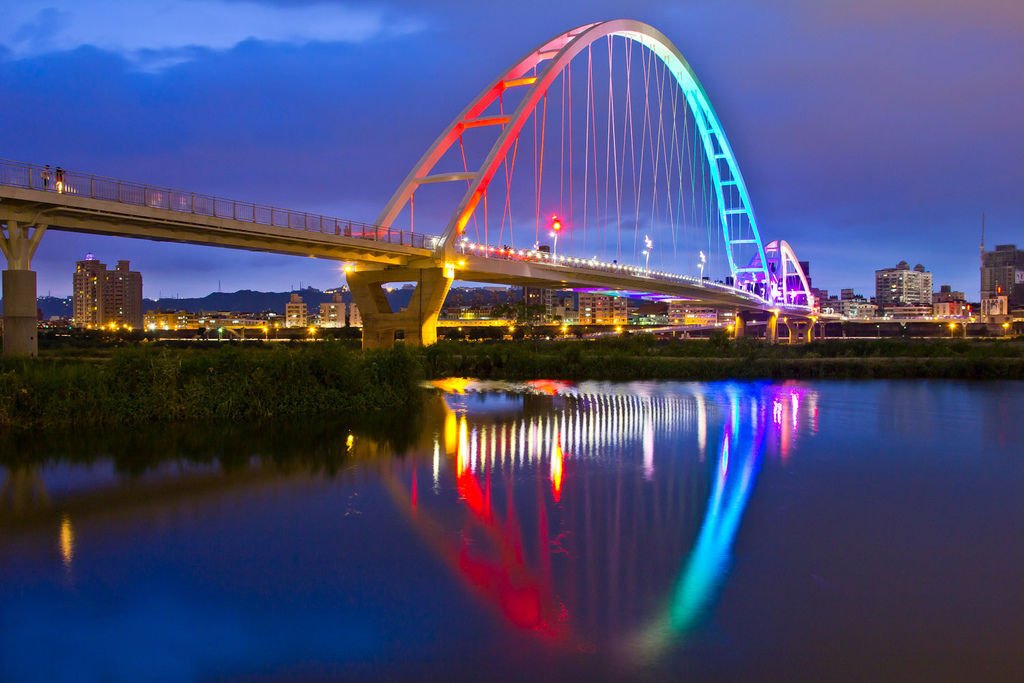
[{"x1": 1, "y1": 0, "x2": 1021, "y2": 299}]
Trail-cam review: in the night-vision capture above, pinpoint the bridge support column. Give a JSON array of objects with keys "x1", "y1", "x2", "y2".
[
  {"x1": 803, "y1": 318, "x2": 816, "y2": 344},
  {"x1": 783, "y1": 317, "x2": 815, "y2": 344},
  {"x1": 732, "y1": 312, "x2": 747, "y2": 339},
  {"x1": 766, "y1": 311, "x2": 779, "y2": 344},
  {"x1": 0, "y1": 219, "x2": 47, "y2": 357},
  {"x1": 348, "y1": 266, "x2": 453, "y2": 350}
]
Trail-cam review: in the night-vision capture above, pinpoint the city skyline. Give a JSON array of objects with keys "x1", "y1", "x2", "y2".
[{"x1": 1, "y1": 0, "x2": 1021, "y2": 299}]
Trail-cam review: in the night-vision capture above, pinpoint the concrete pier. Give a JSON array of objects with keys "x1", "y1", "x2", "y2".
[
  {"x1": 0, "y1": 219, "x2": 46, "y2": 357},
  {"x1": 348, "y1": 266, "x2": 453, "y2": 349}
]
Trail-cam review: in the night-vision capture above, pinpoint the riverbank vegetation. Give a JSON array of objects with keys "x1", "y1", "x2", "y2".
[
  {"x1": 422, "y1": 336, "x2": 1024, "y2": 381},
  {"x1": 2, "y1": 336, "x2": 1021, "y2": 429},
  {"x1": 0, "y1": 344, "x2": 421, "y2": 429}
]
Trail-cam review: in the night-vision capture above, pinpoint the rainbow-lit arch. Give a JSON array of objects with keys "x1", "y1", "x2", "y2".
[{"x1": 376, "y1": 19, "x2": 771, "y2": 289}]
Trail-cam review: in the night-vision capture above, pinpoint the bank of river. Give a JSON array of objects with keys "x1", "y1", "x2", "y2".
[
  {"x1": 423, "y1": 337, "x2": 1024, "y2": 381},
  {"x1": 0, "y1": 344, "x2": 421, "y2": 429}
]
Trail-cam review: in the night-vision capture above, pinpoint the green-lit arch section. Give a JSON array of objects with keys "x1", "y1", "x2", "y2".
[{"x1": 376, "y1": 19, "x2": 771, "y2": 289}]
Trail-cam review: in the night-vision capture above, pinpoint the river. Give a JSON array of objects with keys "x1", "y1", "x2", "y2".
[{"x1": 2, "y1": 380, "x2": 1022, "y2": 681}]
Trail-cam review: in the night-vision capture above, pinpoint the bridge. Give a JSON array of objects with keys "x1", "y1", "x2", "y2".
[{"x1": 0, "y1": 19, "x2": 815, "y2": 356}]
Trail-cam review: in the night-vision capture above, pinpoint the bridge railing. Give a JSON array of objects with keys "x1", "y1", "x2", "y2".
[{"x1": 0, "y1": 158, "x2": 438, "y2": 250}]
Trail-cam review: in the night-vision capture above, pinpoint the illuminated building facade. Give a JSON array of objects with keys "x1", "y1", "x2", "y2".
[
  {"x1": 822, "y1": 298, "x2": 878, "y2": 319},
  {"x1": 144, "y1": 310, "x2": 197, "y2": 330},
  {"x1": 667, "y1": 303, "x2": 717, "y2": 326},
  {"x1": 875, "y1": 261, "x2": 933, "y2": 308},
  {"x1": 285, "y1": 292, "x2": 307, "y2": 328},
  {"x1": 933, "y1": 285, "x2": 969, "y2": 319},
  {"x1": 72, "y1": 255, "x2": 143, "y2": 329},
  {"x1": 318, "y1": 293, "x2": 344, "y2": 328},
  {"x1": 578, "y1": 293, "x2": 628, "y2": 325}
]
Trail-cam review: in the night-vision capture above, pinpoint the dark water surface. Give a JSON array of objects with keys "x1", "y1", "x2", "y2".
[{"x1": 2, "y1": 380, "x2": 1023, "y2": 682}]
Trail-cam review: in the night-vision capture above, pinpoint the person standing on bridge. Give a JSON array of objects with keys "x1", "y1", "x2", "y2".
[
  {"x1": 55, "y1": 166, "x2": 65, "y2": 194},
  {"x1": 41, "y1": 165, "x2": 51, "y2": 191}
]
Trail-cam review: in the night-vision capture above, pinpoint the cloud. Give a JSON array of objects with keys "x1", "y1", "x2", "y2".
[{"x1": 0, "y1": 0, "x2": 423, "y2": 70}]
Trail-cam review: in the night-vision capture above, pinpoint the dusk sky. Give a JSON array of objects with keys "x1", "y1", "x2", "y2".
[{"x1": 2, "y1": 0, "x2": 1021, "y2": 299}]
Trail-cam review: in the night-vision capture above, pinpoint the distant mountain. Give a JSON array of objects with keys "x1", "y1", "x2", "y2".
[
  {"x1": 143, "y1": 286, "x2": 520, "y2": 314},
  {"x1": 37, "y1": 296, "x2": 74, "y2": 319},
  {"x1": 4, "y1": 285, "x2": 522, "y2": 318},
  {"x1": 144, "y1": 288, "x2": 341, "y2": 314}
]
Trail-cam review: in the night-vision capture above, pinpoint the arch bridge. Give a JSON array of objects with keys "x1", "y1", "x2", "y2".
[{"x1": 0, "y1": 20, "x2": 814, "y2": 355}]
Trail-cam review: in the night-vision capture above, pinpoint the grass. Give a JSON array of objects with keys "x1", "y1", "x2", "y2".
[
  {"x1": 0, "y1": 342, "x2": 422, "y2": 429},
  {"x1": 421, "y1": 336, "x2": 1024, "y2": 381}
]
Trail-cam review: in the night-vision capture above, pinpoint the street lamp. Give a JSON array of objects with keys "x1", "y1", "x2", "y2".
[
  {"x1": 549, "y1": 215, "x2": 562, "y2": 259},
  {"x1": 698, "y1": 250, "x2": 706, "y2": 281},
  {"x1": 642, "y1": 235, "x2": 653, "y2": 274}
]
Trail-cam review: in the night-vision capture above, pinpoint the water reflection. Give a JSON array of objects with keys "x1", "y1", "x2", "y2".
[
  {"x1": 399, "y1": 380, "x2": 821, "y2": 662},
  {"x1": 58, "y1": 515, "x2": 74, "y2": 570},
  {"x1": 0, "y1": 380, "x2": 822, "y2": 678}
]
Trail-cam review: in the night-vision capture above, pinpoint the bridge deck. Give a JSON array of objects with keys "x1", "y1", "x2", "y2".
[
  {"x1": 0, "y1": 159, "x2": 810, "y2": 312},
  {"x1": 0, "y1": 159, "x2": 432, "y2": 265}
]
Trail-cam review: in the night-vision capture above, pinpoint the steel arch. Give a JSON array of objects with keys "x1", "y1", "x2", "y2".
[
  {"x1": 763, "y1": 239, "x2": 815, "y2": 309},
  {"x1": 376, "y1": 19, "x2": 770, "y2": 289}
]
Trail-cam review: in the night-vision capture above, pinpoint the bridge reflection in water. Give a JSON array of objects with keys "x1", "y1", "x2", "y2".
[
  {"x1": 0, "y1": 380, "x2": 818, "y2": 669},
  {"x1": 392, "y1": 379, "x2": 819, "y2": 662}
]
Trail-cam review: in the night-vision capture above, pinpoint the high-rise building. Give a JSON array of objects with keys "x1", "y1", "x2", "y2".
[
  {"x1": 285, "y1": 292, "x2": 307, "y2": 328},
  {"x1": 981, "y1": 244, "x2": 1024, "y2": 309},
  {"x1": 72, "y1": 255, "x2": 105, "y2": 328},
  {"x1": 72, "y1": 255, "x2": 143, "y2": 329},
  {"x1": 318, "y1": 293, "x2": 344, "y2": 328},
  {"x1": 105, "y1": 260, "x2": 144, "y2": 330},
  {"x1": 875, "y1": 261, "x2": 933, "y2": 308}
]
